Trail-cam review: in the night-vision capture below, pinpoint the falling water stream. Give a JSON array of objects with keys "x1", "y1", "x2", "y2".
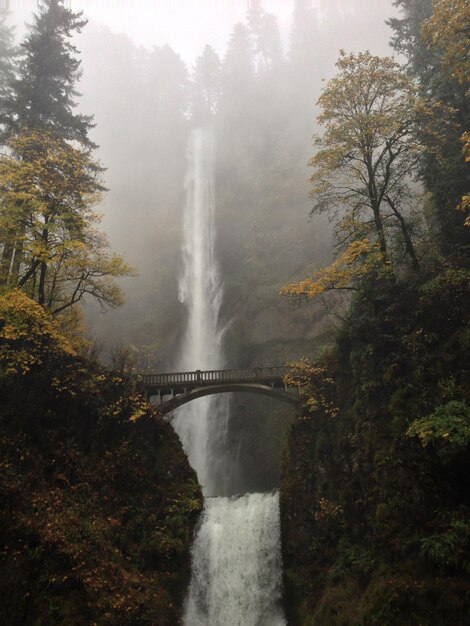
[
  {"x1": 171, "y1": 127, "x2": 227, "y2": 496},
  {"x1": 172, "y1": 127, "x2": 286, "y2": 625}
]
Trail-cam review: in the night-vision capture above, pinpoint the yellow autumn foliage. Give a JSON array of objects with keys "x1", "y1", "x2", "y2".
[
  {"x1": 459, "y1": 132, "x2": 470, "y2": 226},
  {"x1": 421, "y1": 0, "x2": 470, "y2": 86},
  {"x1": 0, "y1": 289, "x2": 76, "y2": 376},
  {"x1": 422, "y1": 2, "x2": 470, "y2": 227},
  {"x1": 283, "y1": 358, "x2": 338, "y2": 418},
  {"x1": 280, "y1": 239, "x2": 384, "y2": 300},
  {"x1": 0, "y1": 130, "x2": 134, "y2": 313}
]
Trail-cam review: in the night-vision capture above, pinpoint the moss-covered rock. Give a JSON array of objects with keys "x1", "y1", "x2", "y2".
[{"x1": 280, "y1": 269, "x2": 470, "y2": 625}]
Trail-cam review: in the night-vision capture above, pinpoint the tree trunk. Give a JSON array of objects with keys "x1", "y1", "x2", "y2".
[
  {"x1": 1, "y1": 237, "x2": 15, "y2": 286},
  {"x1": 38, "y1": 218, "x2": 50, "y2": 305},
  {"x1": 10, "y1": 231, "x2": 25, "y2": 284},
  {"x1": 386, "y1": 197, "x2": 420, "y2": 272},
  {"x1": 371, "y1": 202, "x2": 389, "y2": 262},
  {"x1": 38, "y1": 261, "x2": 47, "y2": 305}
]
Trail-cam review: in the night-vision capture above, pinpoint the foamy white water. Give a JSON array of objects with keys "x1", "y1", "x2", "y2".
[
  {"x1": 185, "y1": 492, "x2": 286, "y2": 626},
  {"x1": 172, "y1": 126, "x2": 286, "y2": 625},
  {"x1": 172, "y1": 127, "x2": 228, "y2": 496}
]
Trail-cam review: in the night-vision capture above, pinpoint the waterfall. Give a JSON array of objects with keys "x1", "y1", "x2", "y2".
[
  {"x1": 172, "y1": 127, "x2": 228, "y2": 496},
  {"x1": 172, "y1": 126, "x2": 286, "y2": 626},
  {"x1": 185, "y1": 492, "x2": 286, "y2": 626}
]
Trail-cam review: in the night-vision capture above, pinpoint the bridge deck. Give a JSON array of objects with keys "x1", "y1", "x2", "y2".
[{"x1": 144, "y1": 366, "x2": 291, "y2": 389}]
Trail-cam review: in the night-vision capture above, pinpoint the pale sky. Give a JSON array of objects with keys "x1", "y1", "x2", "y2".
[{"x1": 7, "y1": 0, "x2": 396, "y2": 62}]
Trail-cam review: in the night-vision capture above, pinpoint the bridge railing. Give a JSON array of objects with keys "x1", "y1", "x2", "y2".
[{"x1": 144, "y1": 366, "x2": 290, "y2": 387}]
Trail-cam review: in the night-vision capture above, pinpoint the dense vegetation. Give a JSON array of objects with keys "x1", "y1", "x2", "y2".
[
  {"x1": 281, "y1": 268, "x2": 470, "y2": 624},
  {"x1": 0, "y1": 291, "x2": 201, "y2": 625},
  {"x1": 280, "y1": 1, "x2": 470, "y2": 624},
  {"x1": 1, "y1": 0, "x2": 469, "y2": 623},
  {"x1": 0, "y1": 2, "x2": 201, "y2": 623}
]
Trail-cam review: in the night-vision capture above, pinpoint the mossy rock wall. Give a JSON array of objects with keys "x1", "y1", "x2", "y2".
[{"x1": 280, "y1": 272, "x2": 470, "y2": 625}]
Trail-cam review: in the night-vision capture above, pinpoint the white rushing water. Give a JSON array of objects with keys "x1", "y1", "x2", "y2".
[
  {"x1": 185, "y1": 492, "x2": 286, "y2": 626},
  {"x1": 172, "y1": 126, "x2": 286, "y2": 625},
  {"x1": 172, "y1": 127, "x2": 228, "y2": 496}
]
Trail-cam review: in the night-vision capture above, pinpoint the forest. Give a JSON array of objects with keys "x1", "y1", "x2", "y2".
[{"x1": 0, "y1": 0, "x2": 469, "y2": 625}]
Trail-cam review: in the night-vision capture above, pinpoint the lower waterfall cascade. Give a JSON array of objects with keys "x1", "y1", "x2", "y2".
[{"x1": 185, "y1": 492, "x2": 286, "y2": 626}]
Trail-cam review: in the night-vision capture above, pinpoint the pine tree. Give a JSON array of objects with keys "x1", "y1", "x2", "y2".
[
  {"x1": 286, "y1": 0, "x2": 323, "y2": 157},
  {"x1": 0, "y1": 9, "x2": 16, "y2": 137},
  {"x1": 247, "y1": 2, "x2": 282, "y2": 72},
  {"x1": 191, "y1": 45, "x2": 221, "y2": 122},
  {"x1": 220, "y1": 23, "x2": 255, "y2": 117},
  {"x1": 147, "y1": 45, "x2": 188, "y2": 128},
  {"x1": 4, "y1": 0, "x2": 94, "y2": 148},
  {"x1": 289, "y1": 0, "x2": 319, "y2": 75},
  {"x1": 223, "y1": 23, "x2": 254, "y2": 87}
]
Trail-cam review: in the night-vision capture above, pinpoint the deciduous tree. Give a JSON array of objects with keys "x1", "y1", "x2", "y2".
[
  {"x1": 0, "y1": 131, "x2": 133, "y2": 314},
  {"x1": 421, "y1": 0, "x2": 470, "y2": 85},
  {"x1": 309, "y1": 51, "x2": 424, "y2": 273},
  {"x1": 280, "y1": 239, "x2": 386, "y2": 301},
  {"x1": 1, "y1": 0, "x2": 97, "y2": 286}
]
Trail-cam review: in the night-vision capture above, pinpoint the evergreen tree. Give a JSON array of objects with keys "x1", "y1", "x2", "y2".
[
  {"x1": 4, "y1": 0, "x2": 94, "y2": 148},
  {"x1": 286, "y1": 0, "x2": 323, "y2": 160},
  {"x1": 191, "y1": 45, "x2": 221, "y2": 123},
  {"x1": 247, "y1": 2, "x2": 282, "y2": 72},
  {"x1": 145, "y1": 44, "x2": 189, "y2": 179},
  {"x1": 257, "y1": 13, "x2": 282, "y2": 70},
  {"x1": 147, "y1": 44, "x2": 188, "y2": 125},
  {"x1": 389, "y1": 0, "x2": 470, "y2": 251},
  {"x1": 222, "y1": 23, "x2": 254, "y2": 91},
  {"x1": 0, "y1": 9, "x2": 16, "y2": 137},
  {"x1": 217, "y1": 22, "x2": 256, "y2": 168},
  {"x1": 289, "y1": 0, "x2": 318, "y2": 75},
  {"x1": 219, "y1": 23, "x2": 255, "y2": 121}
]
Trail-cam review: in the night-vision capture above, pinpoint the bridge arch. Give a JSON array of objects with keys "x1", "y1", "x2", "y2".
[
  {"x1": 144, "y1": 367, "x2": 302, "y2": 417},
  {"x1": 152, "y1": 383, "x2": 301, "y2": 416}
]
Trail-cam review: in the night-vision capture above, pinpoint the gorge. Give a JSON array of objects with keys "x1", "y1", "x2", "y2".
[{"x1": 0, "y1": 1, "x2": 468, "y2": 625}]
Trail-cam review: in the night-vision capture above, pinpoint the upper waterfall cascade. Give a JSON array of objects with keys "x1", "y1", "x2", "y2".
[{"x1": 171, "y1": 127, "x2": 228, "y2": 497}]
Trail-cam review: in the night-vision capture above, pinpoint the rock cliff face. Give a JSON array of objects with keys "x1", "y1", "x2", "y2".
[
  {"x1": 230, "y1": 296, "x2": 334, "y2": 362},
  {"x1": 219, "y1": 288, "x2": 337, "y2": 495}
]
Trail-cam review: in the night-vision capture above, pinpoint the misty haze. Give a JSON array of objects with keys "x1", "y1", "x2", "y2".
[{"x1": 0, "y1": 1, "x2": 469, "y2": 625}]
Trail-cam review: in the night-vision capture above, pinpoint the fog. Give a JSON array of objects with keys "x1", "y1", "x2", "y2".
[{"x1": 8, "y1": 0, "x2": 400, "y2": 370}]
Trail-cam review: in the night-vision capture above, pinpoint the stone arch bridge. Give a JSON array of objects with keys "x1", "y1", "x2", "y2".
[{"x1": 144, "y1": 367, "x2": 301, "y2": 416}]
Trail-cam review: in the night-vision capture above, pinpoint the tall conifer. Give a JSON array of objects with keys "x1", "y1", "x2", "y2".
[
  {"x1": 389, "y1": 0, "x2": 470, "y2": 250},
  {"x1": 0, "y1": 9, "x2": 16, "y2": 138},
  {"x1": 5, "y1": 0, "x2": 94, "y2": 147}
]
